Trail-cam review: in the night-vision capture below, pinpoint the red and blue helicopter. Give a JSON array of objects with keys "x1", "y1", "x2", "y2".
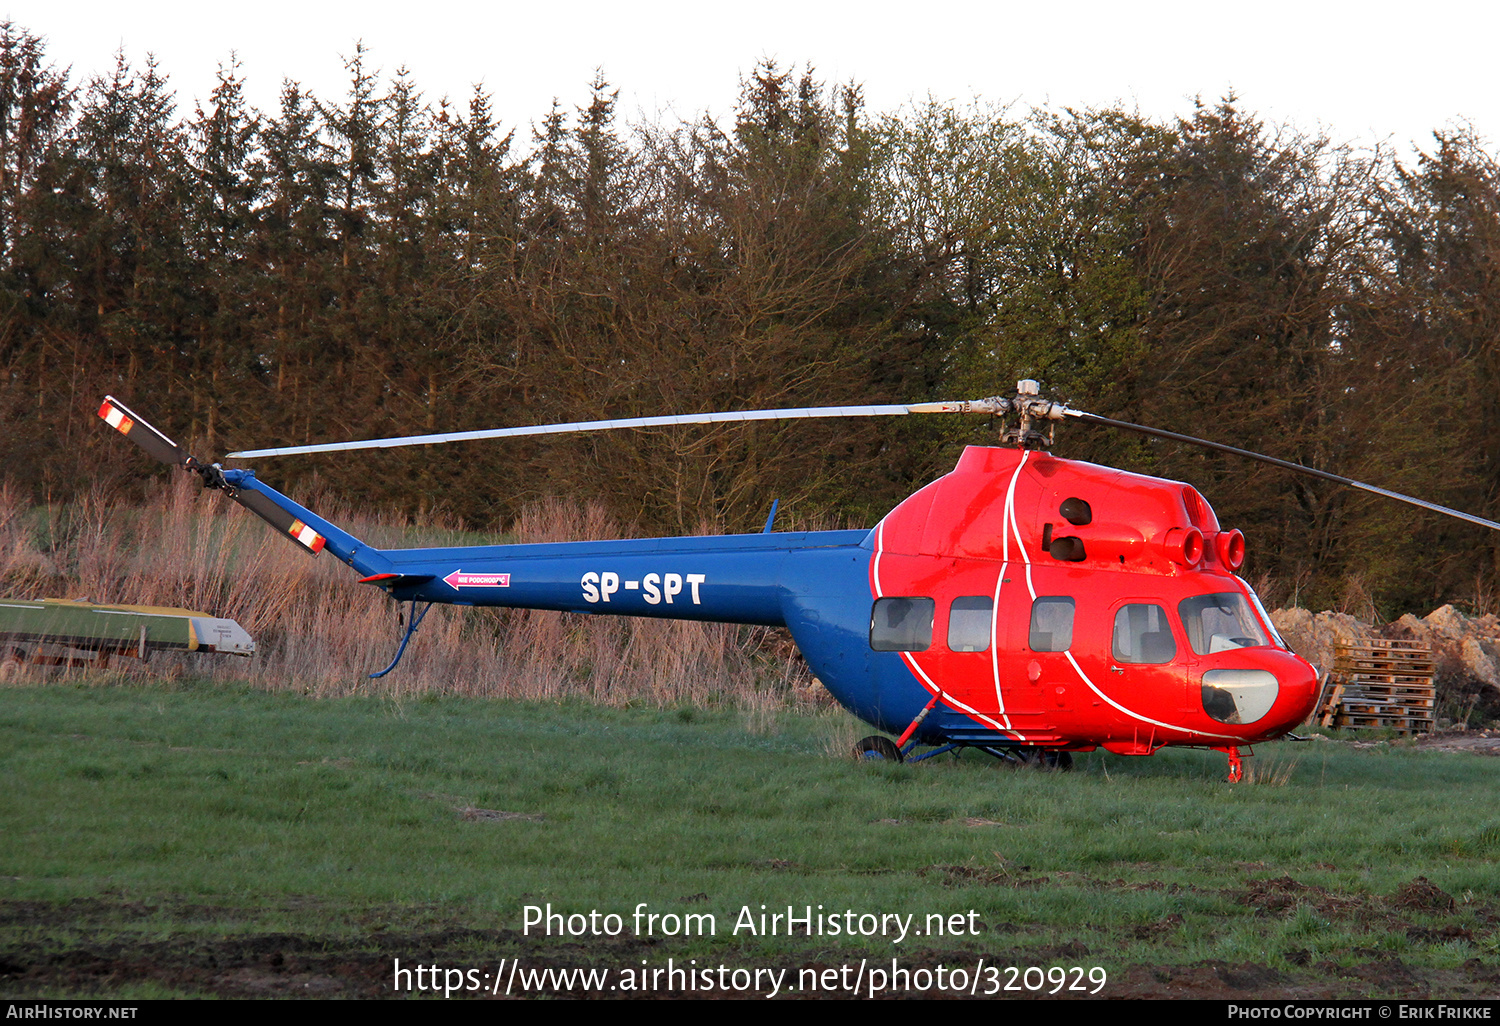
[{"x1": 98, "y1": 383, "x2": 1500, "y2": 780}]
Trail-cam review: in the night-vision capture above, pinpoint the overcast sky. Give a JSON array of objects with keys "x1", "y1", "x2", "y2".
[{"x1": 5, "y1": 1, "x2": 1494, "y2": 156}]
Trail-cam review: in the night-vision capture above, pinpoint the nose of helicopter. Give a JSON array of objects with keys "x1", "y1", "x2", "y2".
[{"x1": 1200, "y1": 650, "x2": 1320, "y2": 738}]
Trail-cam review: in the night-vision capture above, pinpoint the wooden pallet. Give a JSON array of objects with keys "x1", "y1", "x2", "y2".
[
  {"x1": 1316, "y1": 639, "x2": 1437, "y2": 736},
  {"x1": 1357, "y1": 684, "x2": 1434, "y2": 702},
  {"x1": 1340, "y1": 638, "x2": 1432, "y2": 652},
  {"x1": 1315, "y1": 678, "x2": 1342, "y2": 728},
  {"x1": 1337, "y1": 713, "x2": 1435, "y2": 732},
  {"x1": 1342, "y1": 702, "x2": 1431, "y2": 717}
]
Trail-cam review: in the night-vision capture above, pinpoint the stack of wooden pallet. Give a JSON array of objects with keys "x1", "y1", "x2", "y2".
[{"x1": 1315, "y1": 638, "x2": 1435, "y2": 735}]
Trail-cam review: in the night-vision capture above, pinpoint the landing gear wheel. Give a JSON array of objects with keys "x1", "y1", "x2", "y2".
[
  {"x1": 855, "y1": 735, "x2": 904, "y2": 762},
  {"x1": 1018, "y1": 748, "x2": 1073, "y2": 771},
  {"x1": 1041, "y1": 750, "x2": 1074, "y2": 771}
]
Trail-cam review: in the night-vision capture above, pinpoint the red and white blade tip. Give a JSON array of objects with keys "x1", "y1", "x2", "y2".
[
  {"x1": 288, "y1": 519, "x2": 327, "y2": 554},
  {"x1": 98, "y1": 398, "x2": 134, "y2": 435}
]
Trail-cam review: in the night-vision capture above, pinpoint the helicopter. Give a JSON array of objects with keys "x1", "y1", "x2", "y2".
[{"x1": 96, "y1": 383, "x2": 1500, "y2": 781}]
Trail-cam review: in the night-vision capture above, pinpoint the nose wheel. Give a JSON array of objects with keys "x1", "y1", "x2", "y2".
[{"x1": 1222, "y1": 746, "x2": 1244, "y2": 782}]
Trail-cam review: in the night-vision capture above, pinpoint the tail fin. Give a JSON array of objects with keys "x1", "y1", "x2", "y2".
[{"x1": 98, "y1": 396, "x2": 392, "y2": 577}]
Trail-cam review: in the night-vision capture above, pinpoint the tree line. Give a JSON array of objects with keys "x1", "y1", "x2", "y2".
[{"x1": 3, "y1": 22, "x2": 1498, "y2": 615}]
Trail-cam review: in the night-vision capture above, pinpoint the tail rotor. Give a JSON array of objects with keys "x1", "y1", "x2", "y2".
[{"x1": 97, "y1": 396, "x2": 326, "y2": 556}]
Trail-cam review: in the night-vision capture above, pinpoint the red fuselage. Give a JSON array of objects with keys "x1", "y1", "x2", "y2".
[{"x1": 864, "y1": 446, "x2": 1319, "y2": 753}]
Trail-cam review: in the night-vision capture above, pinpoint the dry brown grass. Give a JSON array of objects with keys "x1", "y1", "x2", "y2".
[
  {"x1": 0, "y1": 477, "x2": 819, "y2": 708},
  {"x1": 1241, "y1": 753, "x2": 1301, "y2": 785}
]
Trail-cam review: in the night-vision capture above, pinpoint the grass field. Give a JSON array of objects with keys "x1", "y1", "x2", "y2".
[{"x1": 3, "y1": 675, "x2": 1500, "y2": 999}]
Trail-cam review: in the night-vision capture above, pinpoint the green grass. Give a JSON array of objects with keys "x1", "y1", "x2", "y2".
[{"x1": 2, "y1": 676, "x2": 1498, "y2": 997}]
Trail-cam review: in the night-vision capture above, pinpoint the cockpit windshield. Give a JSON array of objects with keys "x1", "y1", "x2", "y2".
[
  {"x1": 1178, "y1": 592, "x2": 1269, "y2": 655},
  {"x1": 1239, "y1": 577, "x2": 1289, "y2": 649}
]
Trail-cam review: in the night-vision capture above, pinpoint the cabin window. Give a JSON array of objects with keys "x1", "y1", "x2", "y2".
[
  {"x1": 1178, "y1": 592, "x2": 1268, "y2": 655},
  {"x1": 870, "y1": 597, "x2": 934, "y2": 652},
  {"x1": 947, "y1": 596, "x2": 992, "y2": 652},
  {"x1": 1112, "y1": 603, "x2": 1176, "y2": 664},
  {"x1": 1029, "y1": 596, "x2": 1075, "y2": 652}
]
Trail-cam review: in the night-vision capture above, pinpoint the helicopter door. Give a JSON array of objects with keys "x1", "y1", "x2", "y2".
[
  {"x1": 939, "y1": 592, "x2": 1006, "y2": 719},
  {"x1": 1176, "y1": 592, "x2": 1277, "y2": 725},
  {"x1": 1108, "y1": 601, "x2": 1194, "y2": 719},
  {"x1": 1014, "y1": 595, "x2": 1074, "y2": 732}
]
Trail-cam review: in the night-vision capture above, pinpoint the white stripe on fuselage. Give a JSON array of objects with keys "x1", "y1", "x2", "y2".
[
  {"x1": 1007, "y1": 450, "x2": 1234, "y2": 745},
  {"x1": 988, "y1": 451, "x2": 1033, "y2": 737},
  {"x1": 871, "y1": 513, "x2": 1012, "y2": 736},
  {"x1": 1064, "y1": 650, "x2": 1240, "y2": 742}
]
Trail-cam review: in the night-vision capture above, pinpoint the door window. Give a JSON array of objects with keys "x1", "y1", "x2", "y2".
[
  {"x1": 1112, "y1": 603, "x2": 1176, "y2": 664},
  {"x1": 1029, "y1": 597, "x2": 1076, "y2": 652},
  {"x1": 947, "y1": 596, "x2": 992, "y2": 652}
]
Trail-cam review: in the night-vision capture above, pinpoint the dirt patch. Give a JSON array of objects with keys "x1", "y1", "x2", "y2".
[
  {"x1": 1409, "y1": 730, "x2": 1500, "y2": 756},
  {"x1": 1390, "y1": 877, "x2": 1457, "y2": 913},
  {"x1": 1238, "y1": 875, "x2": 1309, "y2": 906},
  {"x1": 1130, "y1": 914, "x2": 1184, "y2": 941},
  {"x1": 1224, "y1": 875, "x2": 1484, "y2": 931},
  {"x1": 921, "y1": 864, "x2": 1051, "y2": 888},
  {"x1": 458, "y1": 807, "x2": 544, "y2": 822}
]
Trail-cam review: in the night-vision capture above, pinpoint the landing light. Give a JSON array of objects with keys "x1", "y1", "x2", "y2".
[{"x1": 1201, "y1": 668, "x2": 1278, "y2": 724}]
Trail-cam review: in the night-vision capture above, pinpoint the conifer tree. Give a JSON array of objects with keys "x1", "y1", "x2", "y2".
[
  {"x1": 185, "y1": 57, "x2": 262, "y2": 453},
  {"x1": 0, "y1": 23, "x2": 74, "y2": 487}
]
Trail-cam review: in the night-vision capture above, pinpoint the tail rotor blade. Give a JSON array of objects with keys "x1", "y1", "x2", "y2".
[
  {"x1": 228, "y1": 488, "x2": 327, "y2": 555},
  {"x1": 98, "y1": 396, "x2": 189, "y2": 466}
]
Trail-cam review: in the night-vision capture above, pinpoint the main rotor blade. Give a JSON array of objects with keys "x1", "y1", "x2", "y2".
[
  {"x1": 225, "y1": 400, "x2": 1006, "y2": 459},
  {"x1": 1068, "y1": 410, "x2": 1500, "y2": 533}
]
